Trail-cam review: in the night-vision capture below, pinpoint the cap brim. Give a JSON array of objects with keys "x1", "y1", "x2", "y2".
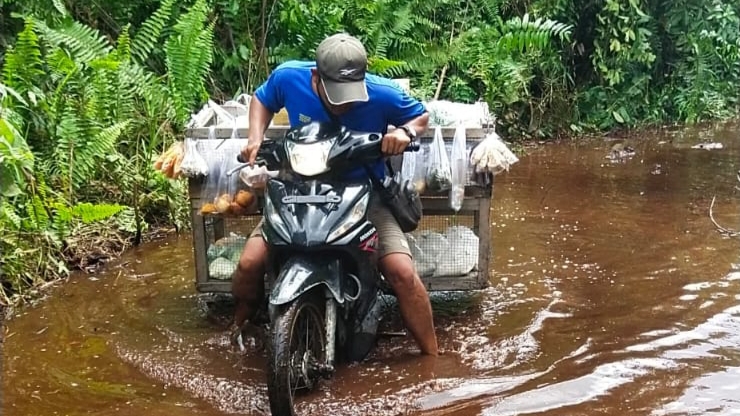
[{"x1": 322, "y1": 79, "x2": 369, "y2": 105}]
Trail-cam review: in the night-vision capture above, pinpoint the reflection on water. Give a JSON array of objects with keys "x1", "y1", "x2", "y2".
[{"x1": 3, "y1": 122, "x2": 740, "y2": 415}]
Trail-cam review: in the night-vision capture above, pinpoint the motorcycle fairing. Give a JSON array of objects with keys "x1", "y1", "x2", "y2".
[
  {"x1": 262, "y1": 178, "x2": 370, "y2": 247},
  {"x1": 269, "y1": 255, "x2": 344, "y2": 307}
]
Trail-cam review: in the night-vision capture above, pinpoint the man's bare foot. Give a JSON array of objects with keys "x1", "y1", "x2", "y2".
[{"x1": 228, "y1": 321, "x2": 266, "y2": 353}]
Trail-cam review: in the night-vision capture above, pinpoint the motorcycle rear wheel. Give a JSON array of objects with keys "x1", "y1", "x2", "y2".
[{"x1": 267, "y1": 293, "x2": 327, "y2": 416}]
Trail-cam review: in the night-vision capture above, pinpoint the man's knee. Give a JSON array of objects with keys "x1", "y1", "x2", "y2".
[
  {"x1": 231, "y1": 237, "x2": 266, "y2": 299},
  {"x1": 380, "y1": 254, "x2": 421, "y2": 294}
]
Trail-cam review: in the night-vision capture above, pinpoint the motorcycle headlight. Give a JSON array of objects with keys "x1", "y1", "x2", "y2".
[
  {"x1": 286, "y1": 140, "x2": 334, "y2": 176},
  {"x1": 327, "y1": 193, "x2": 370, "y2": 243}
]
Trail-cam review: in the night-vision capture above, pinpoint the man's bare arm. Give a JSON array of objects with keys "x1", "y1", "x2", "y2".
[{"x1": 241, "y1": 97, "x2": 275, "y2": 164}]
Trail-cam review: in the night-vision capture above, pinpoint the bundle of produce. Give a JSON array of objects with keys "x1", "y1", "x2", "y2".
[
  {"x1": 153, "y1": 141, "x2": 185, "y2": 179},
  {"x1": 200, "y1": 189, "x2": 256, "y2": 216}
]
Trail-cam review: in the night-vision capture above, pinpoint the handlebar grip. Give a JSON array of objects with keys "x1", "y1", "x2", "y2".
[
  {"x1": 236, "y1": 154, "x2": 246, "y2": 164},
  {"x1": 406, "y1": 141, "x2": 421, "y2": 152}
]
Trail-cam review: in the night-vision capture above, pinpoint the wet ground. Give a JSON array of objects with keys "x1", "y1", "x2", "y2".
[{"x1": 3, "y1": 122, "x2": 740, "y2": 416}]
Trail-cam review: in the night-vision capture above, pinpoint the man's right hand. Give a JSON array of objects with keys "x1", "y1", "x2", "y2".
[{"x1": 241, "y1": 137, "x2": 263, "y2": 165}]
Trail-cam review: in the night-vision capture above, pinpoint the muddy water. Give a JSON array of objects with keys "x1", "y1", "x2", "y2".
[{"x1": 4, "y1": 122, "x2": 740, "y2": 416}]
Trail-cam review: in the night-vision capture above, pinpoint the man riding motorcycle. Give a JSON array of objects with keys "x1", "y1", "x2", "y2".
[{"x1": 230, "y1": 33, "x2": 437, "y2": 356}]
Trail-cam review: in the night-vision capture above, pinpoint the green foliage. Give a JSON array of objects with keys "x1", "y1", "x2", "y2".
[
  {"x1": 2, "y1": 19, "x2": 44, "y2": 92},
  {"x1": 0, "y1": 86, "x2": 34, "y2": 199},
  {"x1": 164, "y1": 0, "x2": 214, "y2": 124},
  {"x1": 131, "y1": 0, "x2": 175, "y2": 64},
  {"x1": 665, "y1": 0, "x2": 740, "y2": 123},
  {"x1": 1, "y1": 0, "x2": 215, "y2": 303}
]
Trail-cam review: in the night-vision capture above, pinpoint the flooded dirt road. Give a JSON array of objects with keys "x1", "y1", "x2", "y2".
[{"x1": 3, "y1": 122, "x2": 740, "y2": 415}]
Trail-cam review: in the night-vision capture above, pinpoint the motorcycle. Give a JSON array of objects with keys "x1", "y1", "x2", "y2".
[{"x1": 238, "y1": 121, "x2": 419, "y2": 416}]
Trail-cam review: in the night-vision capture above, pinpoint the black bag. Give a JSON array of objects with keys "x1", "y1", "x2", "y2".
[
  {"x1": 317, "y1": 97, "x2": 422, "y2": 232},
  {"x1": 366, "y1": 162, "x2": 423, "y2": 233}
]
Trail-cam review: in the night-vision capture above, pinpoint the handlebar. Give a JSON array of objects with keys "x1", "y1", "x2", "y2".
[{"x1": 236, "y1": 140, "x2": 420, "y2": 164}]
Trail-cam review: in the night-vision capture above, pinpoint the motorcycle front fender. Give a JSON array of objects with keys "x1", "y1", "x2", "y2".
[{"x1": 270, "y1": 256, "x2": 344, "y2": 307}]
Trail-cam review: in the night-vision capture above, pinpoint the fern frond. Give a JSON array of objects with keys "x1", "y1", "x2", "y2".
[
  {"x1": 53, "y1": 106, "x2": 85, "y2": 195},
  {"x1": 121, "y1": 62, "x2": 176, "y2": 119},
  {"x1": 26, "y1": 195, "x2": 50, "y2": 230},
  {"x1": 52, "y1": 0, "x2": 69, "y2": 16},
  {"x1": 131, "y1": 0, "x2": 175, "y2": 64},
  {"x1": 369, "y1": 57, "x2": 408, "y2": 77},
  {"x1": 93, "y1": 120, "x2": 131, "y2": 156},
  {"x1": 71, "y1": 202, "x2": 124, "y2": 223},
  {"x1": 165, "y1": 0, "x2": 214, "y2": 124},
  {"x1": 52, "y1": 112, "x2": 130, "y2": 197},
  {"x1": 33, "y1": 18, "x2": 112, "y2": 64},
  {"x1": 2, "y1": 19, "x2": 44, "y2": 92},
  {"x1": 115, "y1": 24, "x2": 132, "y2": 62},
  {"x1": 499, "y1": 13, "x2": 572, "y2": 54},
  {"x1": 1, "y1": 200, "x2": 22, "y2": 230},
  {"x1": 46, "y1": 48, "x2": 79, "y2": 84}
]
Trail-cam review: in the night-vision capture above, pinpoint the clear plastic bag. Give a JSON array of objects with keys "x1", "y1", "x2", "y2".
[
  {"x1": 199, "y1": 132, "x2": 227, "y2": 215},
  {"x1": 470, "y1": 131, "x2": 519, "y2": 175},
  {"x1": 180, "y1": 137, "x2": 209, "y2": 177},
  {"x1": 425, "y1": 126, "x2": 452, "y2": 192},
  {"x1": 412, "y1": 149, "x2": 427, "y2": 194},
  {"x1": 449, "y1": 125, "x2": 467, "y2": 211},
  {"x1": 400, "y1": 150, "x2": 416, "y2": 183},
  {"x1": 238, "y1": 164, "x2": 278, "y2": 191}
]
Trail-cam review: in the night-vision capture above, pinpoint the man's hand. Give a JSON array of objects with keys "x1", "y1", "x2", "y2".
[
  {"x1": 241, "y1": 137, "x2": 263, "y2": 165},
  {"x1": 382, "y1": 128, "x2": 411, "y2": 155}
]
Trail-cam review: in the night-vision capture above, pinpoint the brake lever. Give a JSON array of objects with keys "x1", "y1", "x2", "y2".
[{"x1": 227, "y1": 156, "x2": 266, "y2": 177}]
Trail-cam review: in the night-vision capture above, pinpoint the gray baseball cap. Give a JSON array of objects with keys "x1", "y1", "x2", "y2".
[{"x1": 316, "y1": 33, "x2": 369, "y2": 105}]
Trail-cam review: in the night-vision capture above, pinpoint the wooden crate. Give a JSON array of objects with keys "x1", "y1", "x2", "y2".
[{"x1": 186, "y1": 126, "x2": 494, "y2": 293}]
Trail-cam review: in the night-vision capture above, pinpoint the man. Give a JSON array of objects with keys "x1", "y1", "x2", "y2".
[{"x1": 230, "y1": 33, "x2": 438, "y2": 356}]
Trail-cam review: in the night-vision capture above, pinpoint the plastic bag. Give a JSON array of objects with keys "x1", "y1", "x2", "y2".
[
  {"x1": 449, "y1": 125, "x2": 467, "y2": 211},
  {"x1": 401, "y1": 150, "x2": 416, "y2": 183},
  {"x1": 435, "y1": 226, "x2": 479, "y2": 276},
  {"x1": 180, "y1": 137, "x2": 209, "y2": 177},
  {"x1": 153, "y1": 141, "x2": 184, "y2": 179},
  {"x1": 470, "y1": 131, "x2": 519, "y2": 175},
  {"x1": 426, "y1": 127, "x2": 452, "y2": 192},
  {"x1": 198, "y1": 136, "x2": 259, "y2": 217},
  {"x1": 209, "y1": 99, "x2": 235, "y2": 126},
  {"x1": 239, "y1": 164, "x2": 278, "y2": 191},
  {"x1": 412, "y1": 147, "x2": 427, "y2": 194},
  {"x1": 407, "y1": 233, "x2": 436, "y2": 277},
  {"x1": 425, "y1": 100, "x2": 493, "y2": 128}
]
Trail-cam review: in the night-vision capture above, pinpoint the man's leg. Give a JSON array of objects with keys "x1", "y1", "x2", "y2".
[
  {"x1": 368, "y1": 196, "x2": 438, "y2": 356},
  {"x1": 230, "y1": 223, "x2": 268, "y2": 335},
  {"x1": 378, "y1": 253, "x2": 438, "y2": 355}
]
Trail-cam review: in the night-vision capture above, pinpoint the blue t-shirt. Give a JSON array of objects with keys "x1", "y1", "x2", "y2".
[{"x1": 254, "y1": 60, "x2": 426, "y2": 180}]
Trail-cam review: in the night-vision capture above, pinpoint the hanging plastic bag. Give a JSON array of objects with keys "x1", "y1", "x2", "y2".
[
  {"x1": 412, "y1": 146, "x2": 427, "y2": 194},
  {"x1": 199, "y1": 131, "x2": 225, "y2": 215},
  {"x1": 449, "y1": 125, "x2": 467, "y2": 211},
  {"x1": 426, "y1": 126, "x2": 452, "y2": 192},
  {"x1": 213, "y1": 147, "x2": 244, "y2": 216},
  {"x1": 401, "y1": 150, "x2": 416, "y2": 183},
  {"x1": 470, "y1": 131, "x2": 519, "y2": 175},
  {"x1": 180, "y1": 137, "x2": 209, "y2": 177},
  {"x1": 239, "y1": 164, "x2": 278, "y2": 191}
]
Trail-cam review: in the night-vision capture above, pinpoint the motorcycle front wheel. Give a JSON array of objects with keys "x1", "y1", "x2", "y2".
[{"x1": 267, "y1": 292, "x2": 327, "y2": 416}]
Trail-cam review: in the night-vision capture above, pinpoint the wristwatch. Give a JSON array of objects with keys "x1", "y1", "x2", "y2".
[{"x1": 397, "y1": 125, "x2": 417, "y2": 141}]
